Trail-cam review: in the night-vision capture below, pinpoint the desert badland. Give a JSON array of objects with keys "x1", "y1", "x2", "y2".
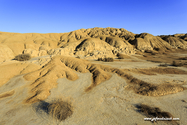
[{"x1": 0, "y1": 27, "x2": 187, "y2": 125}]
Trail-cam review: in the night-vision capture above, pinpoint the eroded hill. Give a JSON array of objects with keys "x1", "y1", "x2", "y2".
[{"x1": 1, "y1": 27, "x2": 187, "y2": 62}]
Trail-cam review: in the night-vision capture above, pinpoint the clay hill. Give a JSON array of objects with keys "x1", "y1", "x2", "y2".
[
  {"x1": 0, "y1": 27, "x2": 187, "y2": 125},
  {"x1": 1, "y1": 27, "x2": 186, "y2": 62}
]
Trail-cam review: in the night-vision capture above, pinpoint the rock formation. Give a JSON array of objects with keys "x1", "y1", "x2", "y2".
[{"x1": 0, "y1": 28, "x2": 186, "y2": 62}]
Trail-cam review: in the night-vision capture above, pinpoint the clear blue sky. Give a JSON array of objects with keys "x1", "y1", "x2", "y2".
[{"x1": 0, "y1": 0, "x2": 187, "y2": 36}]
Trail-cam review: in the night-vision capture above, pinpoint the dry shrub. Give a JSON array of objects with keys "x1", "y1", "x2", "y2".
[
  {"x1": 47, "y1": 99, "x2": 73, "y2": 121},
  {"x1": 125, "y1": 76, "x2": 185, "y2": 96},
  {"x1": 154, "y1": 48, "x2": 160, "y2": 51},
  {"x1": 111, "y1": 67, "x2": 186, "y2": 96},
  {"x1": 14, "y1": 53, "x2": 31, "y2": 61},
  {"x1": 133, "y1": 67, "x2": 187, "y2": 75},
  {"x1": 97, "y1": 57, "x2": 114, "y2": 62},
  {"x1": 116, "y1": 53, "x2": 131, "y2": 59},
  {"x1": 136, "y1": 104, "x2": 173, "y2": 118},
  {"x1": 139, "y1": 83, "x2": 184, "y2": 96},
  {"x1": 135, "y1": 104, "x2": 179, "y2": 124},
  {"x1": 150, "y1": 67, "x2": 187, "y2": 74},
  {"x1": 144, "y1": 50, "x2": 153, "y2": 53},
  {"x1": 181, "y1": 100, "x2": 186, "y2": 102},
  {"x1": 144, "y1": 50, "x2": 159, "y2": 55},
  {"x1": 179, "y1": 57, "x2": 187, "y2": 60},
  {"x1": 172, "y1": 60, "x2": 184, "y2": 67},
  {"x1": 103, "y1": 57, "x2": 114, "y2": 62},
  {"x1": 159, "y1": 63, "x2": 168, "y2": 67},
  {"x1": 75, "y1": 56, "x2": 80, "y2": 59},
  {"x1": 143, "y1": 55, "x2": 148, "y2": 57},
  {"x1": 147, "y1": 60, "x2": 162, "y2": 63},
  {"x1": 128, "y1": 80, "x2": 158, "y2": 96},
  {"x1": 97, "y1": 58, "x2": 103, "y2": 61}
]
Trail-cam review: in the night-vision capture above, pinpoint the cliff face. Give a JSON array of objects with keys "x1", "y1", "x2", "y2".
[{"x1": 0, "y1": 28, "x2": 186, "y2": 62}]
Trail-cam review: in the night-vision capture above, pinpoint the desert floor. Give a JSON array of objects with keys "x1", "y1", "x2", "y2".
[{"x1": 0, "y1": 50, "x2": 187, "y2": 125}]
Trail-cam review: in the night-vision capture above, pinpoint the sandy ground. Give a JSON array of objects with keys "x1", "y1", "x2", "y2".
[{"x1": 0, "y1": 51, "x2": 187, "y2": 125}]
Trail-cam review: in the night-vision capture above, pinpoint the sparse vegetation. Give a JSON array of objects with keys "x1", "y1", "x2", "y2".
[
  {"x1": 179, "y1": 56, "x2": 187, "y2": 60},
  {"x1": 154, "y1": 48, "x2": 160, "y2": 51},
  {"x1": 97, "y1": 57, "x2": 114, "y2": 62},
  {"x1": 97, "y1": 58, "x2": 103, "y2": 61},
  {"x1": 75, "y1": 56, "x2": 80, "y2": 59},
  {"x1": 172, "y1": 60, "x2": 184, "y2": 67},
  {"x1": 14, "y1": 53, "x2": 31, "y2": 61},
  {"x1": 47, "y1": 99, "x2": 73, "y2": 121},
  {"x1": 159, "y1": 63, "x2": 168, "y2": 67},
  {"x1": 144, "y1": 50, "x2": 152, "y2": 53},
  {"x1": 103, "y1": 57, "x2": 114, "y2": 62},
  {"x1": 136, "y1": 104, "x2": 173, "y2": 119},
  {"x1": 135, "y1": 104, "x2": 179, "y2": 124},
  {"x1": 116, "y1": 53, "x2": 130, "y2": 59},
  {"x1": 144, "y1": 50, "x2": 159, "y2": 55}
]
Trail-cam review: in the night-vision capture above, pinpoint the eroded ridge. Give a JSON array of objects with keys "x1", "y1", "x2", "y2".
[{"x1": 21, "y1": 56, "x2": 186, "y2": 103}]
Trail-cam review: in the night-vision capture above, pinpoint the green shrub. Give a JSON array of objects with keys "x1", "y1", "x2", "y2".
[{"x1": 14, "y1": 53, "x2": 31, "y2": 61}]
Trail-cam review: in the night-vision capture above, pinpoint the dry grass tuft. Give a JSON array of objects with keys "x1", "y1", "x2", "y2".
[
  {"x1": 125, "y1": 76, "x2": 186, "y2": 96},
  {"x1": 179, "y1": 56, "x2": 187, "y2": 60},
  {"x1": 97, "y1": 58, "x2": 103, "y2": 61},
  {"x1": 135, "y1": 104, "x2": 179, "y2": 124},
  {"x1": 97, "y1": 57, "x2": 114, "y2": 62},
  {"x1": 116, "y1": 53, "x2": 131, "y2": 59},
  {"x1": 47, "y1": 99, "x2": 73, "y2": 121},
  {"x1": 159, "y1": 63, "x2": 168, "y2": 67},
  {"x1": 131, "y1": 67, "x2": 187, "y2": 75},
  {"x1": 172, "y1": 60, "x2": 184, "y2": 67},
  {"x1": 136, "y1": 104, "x2": 173, "y2": 118},
  {"x1": 103, "y1": 57, "x2": 114, "y2": 62},
  {"x1": 75, "y1": 56, "x2": 80, "y2": 59},
  {"x1": 14, "y1": 53, "x2": 31, "y2": 61}
]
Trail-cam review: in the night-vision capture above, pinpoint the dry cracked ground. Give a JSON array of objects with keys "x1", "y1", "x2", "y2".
[{"x1": 0, "y1": 27, "x2": 187, "y2": 125}]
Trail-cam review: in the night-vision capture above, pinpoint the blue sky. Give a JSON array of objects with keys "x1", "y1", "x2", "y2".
[{"x1": 0, "y1": 0, "x2": 186, "y2": 36}]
